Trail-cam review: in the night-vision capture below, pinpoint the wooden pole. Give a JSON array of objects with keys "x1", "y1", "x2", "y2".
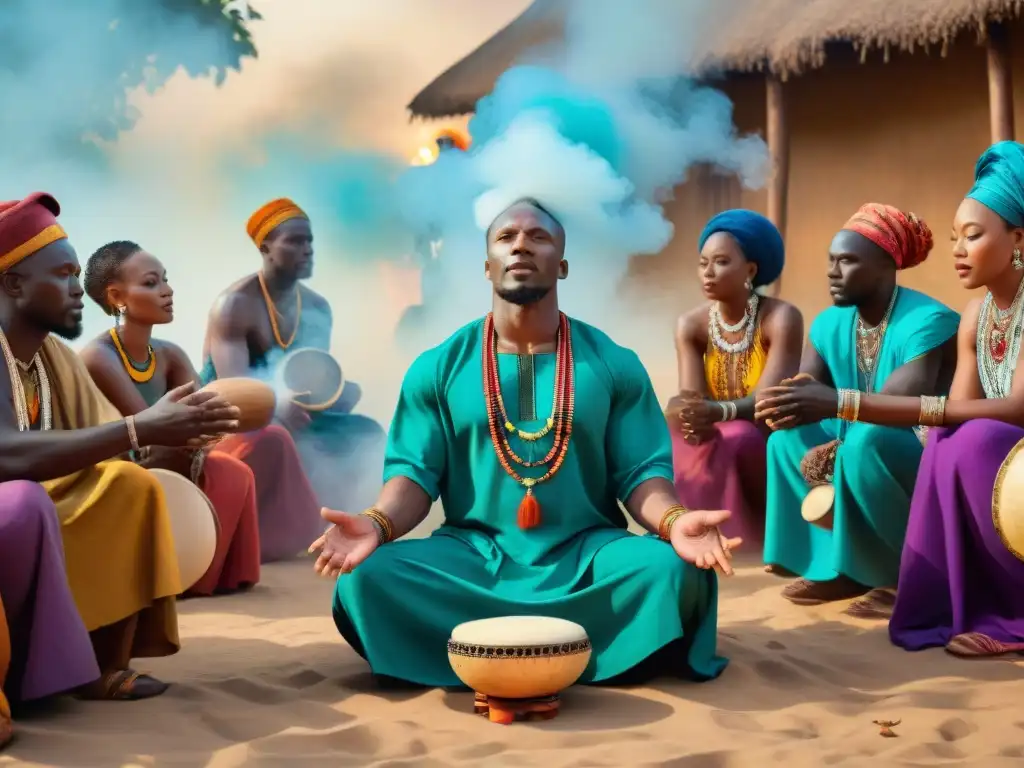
[
  {"x1": 987, "y1": 21, "x2": 1015, "y2": 144},
  {"x1": 766, "y1": 74, "x2": 790, "y2": 297}
]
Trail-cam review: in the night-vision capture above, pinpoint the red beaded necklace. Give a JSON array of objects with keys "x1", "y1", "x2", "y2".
[{"x1": 482, "y1": 312, "x2": 575, "y2": 529}]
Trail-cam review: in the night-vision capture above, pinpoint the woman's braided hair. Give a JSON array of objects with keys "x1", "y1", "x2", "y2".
[{"x1": 83, "y1": 240, "x2": 141, "y2": 316}]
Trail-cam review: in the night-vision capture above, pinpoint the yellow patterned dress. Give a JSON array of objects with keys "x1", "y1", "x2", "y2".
[{"x1": 671, "y1": 319, "x2": 770, "y2": 546}]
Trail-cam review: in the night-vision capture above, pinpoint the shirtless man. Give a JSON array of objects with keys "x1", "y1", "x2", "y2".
[{"x1": 203, "y1": 198, "x2": 386, "y2": 518}]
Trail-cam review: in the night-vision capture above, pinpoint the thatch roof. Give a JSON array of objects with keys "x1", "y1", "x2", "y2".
[{"x1": 408, "y1": 0, "x2": 1024, "y2": 119}]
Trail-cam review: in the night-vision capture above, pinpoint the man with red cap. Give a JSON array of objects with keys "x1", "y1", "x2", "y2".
[
  {"x1": 754, "y1": 203, "x2": 960, "y2": 616},
  {"x1": 199, "y1": 198, "x2": 385, "y2": 560},
  {"x1": 0, "y1": 192, "x2": 240, "y2": 712}
]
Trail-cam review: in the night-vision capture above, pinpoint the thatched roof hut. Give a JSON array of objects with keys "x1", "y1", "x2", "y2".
[
  {"x1": 406, "y1": 0, "x2": 1024, "y2": 337},
  {"x1": 408, "y1": 0, "x2": 1024, "y2": 119}
]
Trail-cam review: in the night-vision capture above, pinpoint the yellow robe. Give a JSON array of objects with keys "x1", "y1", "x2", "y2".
[{"x1": 32, "y1": 337, "x2": 181, "y2": 658}]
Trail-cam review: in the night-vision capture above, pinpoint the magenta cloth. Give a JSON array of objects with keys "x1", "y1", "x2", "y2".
[
  {"x1": 889, "y1": 420, "x2": 1024, "y2": 650},
  {"x1": 0, "y1": 481, "x2": 99, "y2": 700},
  {"x1": 671, "y1": 420, "x2": 767, "y2": 547}
]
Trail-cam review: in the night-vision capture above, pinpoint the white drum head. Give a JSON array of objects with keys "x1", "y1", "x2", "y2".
[
  {"x1": 993, "y1": 438, "x2": 1024, "y2": 563},
  {"x1": 451, "y1": 616, "x2": 588, "y2": 647},
  {"x1": 801, "y1": 484, "x2": 835, "y2": 529},
  {"x1": 149, "y1": 468, "x2": 219, "y2": 591}
]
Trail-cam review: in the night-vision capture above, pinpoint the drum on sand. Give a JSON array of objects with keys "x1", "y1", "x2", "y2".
[
  {"x1": 279, "y1": 348, "x2": 344, "y2": 412},
  {"x1": 993, "y1": 438, "x2": 1024, "y2": 562},
  {"x1": 148, "y1": 468, "x2": 220, "y2": 591},
  {"x1": 447, "y1": 616, "x2": 592, "y2": 725}
]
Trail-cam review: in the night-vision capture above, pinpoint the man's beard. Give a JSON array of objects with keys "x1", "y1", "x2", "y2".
[
  {"x1": 495, "y1": 284, "x2": 551, "y2": 306},
  {"x1": 50, "y1": 319, "x2": 83, "y2": 341}
]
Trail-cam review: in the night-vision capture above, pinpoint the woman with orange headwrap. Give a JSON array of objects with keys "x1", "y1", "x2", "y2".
[{"x1": 754, "y1": 203, "x2": 959, "y2": 612}]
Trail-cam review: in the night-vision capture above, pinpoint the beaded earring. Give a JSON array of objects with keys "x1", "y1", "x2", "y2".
[{"x1": 1013, "y1": 248, "x2": 1023, "y2": 271}]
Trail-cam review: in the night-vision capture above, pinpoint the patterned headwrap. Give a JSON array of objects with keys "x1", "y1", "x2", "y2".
[
  {"x1": 841, "y1": 203, "x2": 933, "y2": 270},
  {"x1": 246, "y1": 198, "x2": 308, "y2": 248},
  {"x1": 0, "y1": 192, "x2": 67, "y2": 273},
  {"x1": 698, "y1": 209, "x2": 784, "y2": 287},
  {"x1": 966, "y1": 140, "x2": 1024, "y2": 227}
]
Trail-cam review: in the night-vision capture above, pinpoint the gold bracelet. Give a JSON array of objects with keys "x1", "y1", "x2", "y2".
[
  {"x1": 850, "y1": 390, "x2": 861, "y2": 422},
  {"x1": 918, "y1": 395, "x2": 947, "y2": 427},
  {"x1": 361, "y1": 507, "x2": 394, "y2": 545},
  {"x1": 837, "y1": 389, "x2": 861, "y2": 422},
  {"x1": 658, "y1": 504, "x2": 688, "y2": 541},
  {"x1": 836, "y1": 389, "x2": 848, "y2": 420},
  {"x1": 124, "y1": 415, "x2": 140, "y2": 452}
]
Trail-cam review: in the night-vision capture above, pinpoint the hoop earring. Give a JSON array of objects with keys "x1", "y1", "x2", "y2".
[{"x1": 1013, "y1": 248, "x2": 1023, "y2": 271}]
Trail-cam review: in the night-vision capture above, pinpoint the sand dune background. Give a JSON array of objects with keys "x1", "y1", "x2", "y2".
[{"x1": 4, "y1": 544, "x2": 1024, "y2": 767}]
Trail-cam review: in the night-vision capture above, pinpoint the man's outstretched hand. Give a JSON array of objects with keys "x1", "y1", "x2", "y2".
[
  {"x1": 670, "y1": 508, "x2": 742, "y2": 576},
  {"x1": 308, "y1": 508, "x2": 379, "y2": 578}
]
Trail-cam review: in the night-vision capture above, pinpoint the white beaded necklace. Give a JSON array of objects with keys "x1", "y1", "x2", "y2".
[
  {"x1": 0, "y1": 328, "x2": 52, "y2": 431},
  {"x1": 709, "y1": 292, "x2": 759, "y2": 354}
]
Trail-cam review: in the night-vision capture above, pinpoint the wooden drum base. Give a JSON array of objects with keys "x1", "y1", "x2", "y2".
[{"x1": 474, "y1": 692, "x2": 561, "y2": 724}]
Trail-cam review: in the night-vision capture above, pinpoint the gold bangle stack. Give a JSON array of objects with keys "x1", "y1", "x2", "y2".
[
  {"x1": 918, "y1": 395, "x2": 947, "y2": 427},
  {"x1": 361, "y1": 507, "x2": 394, "y2": 545},
  {"x1": 837, "y1": 389, "x2": 861, "y2": 422},
  {"x1": 658, "y1": 504, "x2": 688, "y2": 541}
]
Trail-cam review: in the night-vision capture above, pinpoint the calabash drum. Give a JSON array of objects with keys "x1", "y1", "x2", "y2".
[
  {"x1": 801, "y1": 485, "x2": 835, "y2": 530},
  {"x1": 200, "y1": 377, "x2": 276, "y2": 432},
  {"x1": 992, "y1": 438, "x2": 1024, "y2": 562},
  {"x1": 279, "y1": 348, "x2": 344, "y2": 412},
  {"x1": 447, "y1": 616, "x2": 592, "y2": 725},
  {"x1": 148, "y1": 468, "x2": 220, "y2": 591}
]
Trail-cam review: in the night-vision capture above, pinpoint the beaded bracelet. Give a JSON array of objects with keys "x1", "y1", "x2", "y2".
[
  {"x1": 658, "y1": 504, "x2": 688, "y2": 541},
  {"x1": 361, "y1": 507, "x2": 394, "y2": 545}
]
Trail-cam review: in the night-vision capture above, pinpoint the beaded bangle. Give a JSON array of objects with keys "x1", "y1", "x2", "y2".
[
  {"x1": 658, "y1": 504, "x2": 688, "y2": 541},
  {"x1": 918, "y1": 395, "x2": 947, "y2": 427},
  {"x1": 361, "y1": 507, "x2": 394, "y2": 545},
  {"x1": 124, "y1": 415, "x2": 140, "y2": 452}
]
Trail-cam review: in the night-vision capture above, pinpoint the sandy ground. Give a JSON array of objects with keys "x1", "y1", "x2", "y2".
[{"x1": 3, "y1": 549, "x2": 1024, "y2": 768}]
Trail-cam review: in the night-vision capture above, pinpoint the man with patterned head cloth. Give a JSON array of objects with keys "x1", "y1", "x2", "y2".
[
  {"x1": 0, "y1": 192, "x2": 241, "y2": 703},
  {"x1": 754, "y1": 203, "x2": 960, "y2": 616},
  {"x1": 201, "y1": 198, "x2": 386, "y2": 559}
]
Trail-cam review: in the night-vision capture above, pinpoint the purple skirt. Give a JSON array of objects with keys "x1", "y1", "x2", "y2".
[
  {"x1": 0, "y1": 481, "x2": 98, "y2": 700},
  {"x1": 890, "y1": 420, "x2": 1024, "y2": 650}
]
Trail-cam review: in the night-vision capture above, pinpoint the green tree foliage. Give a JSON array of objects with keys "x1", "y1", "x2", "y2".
[{"x1": 0, "y1": 0, "x2": 261, "y2": 161}]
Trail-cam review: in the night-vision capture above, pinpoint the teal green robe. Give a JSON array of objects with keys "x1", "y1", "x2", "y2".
[
  {"x1": 763, "y1": 288, "x2": 959, "y2": 587},
  {"x1": 333, "y1": 317, "x2": 726, "y2": 686}
]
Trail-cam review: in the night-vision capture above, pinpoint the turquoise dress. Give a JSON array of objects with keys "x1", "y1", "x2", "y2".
[
  {"x1": 332, "y1": 318, "x2": 726, "y2": 686},
  {"x1": 200, "y1": 318, "x2": 386, "y2": 512},
  {"x1": 763, "y1": 288, "x2": 959, "y2": 587}
]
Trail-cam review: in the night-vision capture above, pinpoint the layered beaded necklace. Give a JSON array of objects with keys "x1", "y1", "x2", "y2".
[
  {"x1": 976, "y1": 275, "x2": 1024, "y2": 399},
  {"x1": 707, "y1": 292, "x2": 759, "y2": 399},
  {"x1": 258, "y1": 271, "x2": 302, "y2": 349},
  {"x1": 482, "y1": 312, "x2": 575, "y2": 530},
  {"x1": 109, "y1": 328, "x2": 156, "y2": 383},
  {"x1": 0, "y1": 327, "x2": 52, "y2": 431},
  {"x1": 855, "y1": 287, "x2": 898, "y2": 393}
]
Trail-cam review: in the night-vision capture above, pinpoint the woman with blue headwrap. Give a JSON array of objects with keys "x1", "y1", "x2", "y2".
[
  {"x1": 881, "y1": 140, "x2": 1024, "y2": 658},
  {"x1": 666, "y1": 210, "x2": 804, "y2": 549}
]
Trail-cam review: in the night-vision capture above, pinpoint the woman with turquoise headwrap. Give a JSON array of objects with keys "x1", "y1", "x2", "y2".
[
  {"x1": 666, "y1": 210, "x2": 804, "y2": 549},
  {"x1": 882, "y1": 140, "x2": 1024, "y2": 657}
]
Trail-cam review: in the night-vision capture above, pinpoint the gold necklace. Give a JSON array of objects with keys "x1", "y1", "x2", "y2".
[
  {"x1": 0, "y1": 328, "x2": 51, "y2": 431},
  {"x1": 109, "y1": 328, "x2": 156, "y2": 383},
  {"x1": 258, "y1": 272, "x2": 301, "y2": 349}
]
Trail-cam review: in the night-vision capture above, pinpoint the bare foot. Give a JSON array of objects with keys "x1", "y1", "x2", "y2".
[{"x1": 782, "y1": 576, "x2": 868, "y2": 606}]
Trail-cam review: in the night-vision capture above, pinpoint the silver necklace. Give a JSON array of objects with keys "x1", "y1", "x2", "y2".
[
  {"x1": 855, "y1": 287, "x2": 898, "y2": 392},
  {"x1": 709, "y1": 293, "x2": 759, "y2": 354},
  {"x1": 976, "y1": 277, "x2": 1024, "y2": 399},
  {"x1": 0, "y1": 328, "x2": 51, "y2": 431}
]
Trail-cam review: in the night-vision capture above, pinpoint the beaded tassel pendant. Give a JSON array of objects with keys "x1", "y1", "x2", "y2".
[{"x1": 483, "y1": 313, "x2": 575, "y2": 530}]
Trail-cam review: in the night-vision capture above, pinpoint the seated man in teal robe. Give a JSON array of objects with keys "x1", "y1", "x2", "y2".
[
  {"x1": 754, "y1": 203, "x2": 959, "y2": 616},
  {"x1": 311, "y1": 198, "x2": 740, "y2": 686}
]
